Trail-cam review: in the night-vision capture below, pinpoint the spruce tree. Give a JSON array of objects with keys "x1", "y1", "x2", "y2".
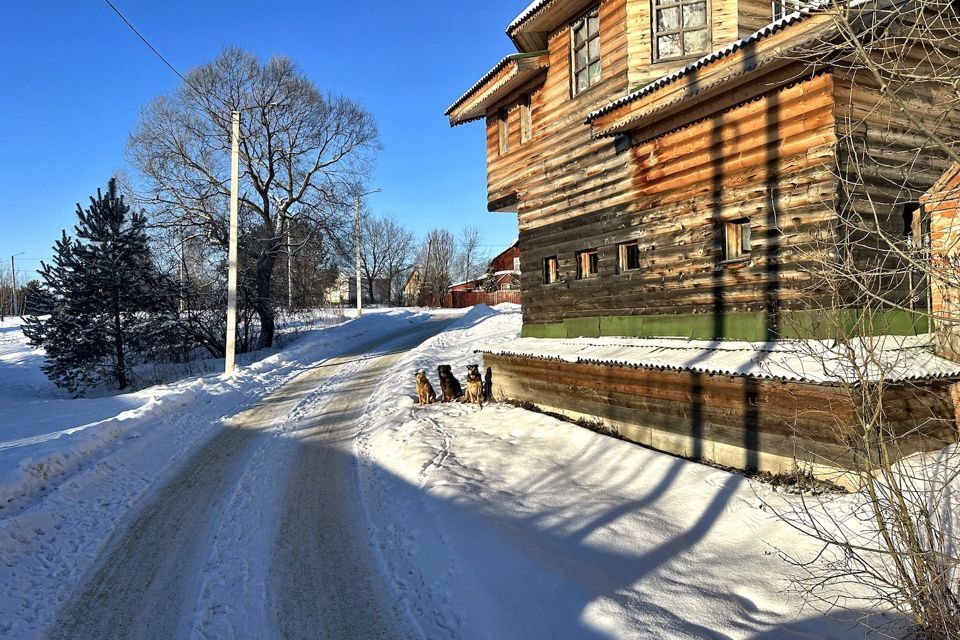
[{"x1": 23, "y1": 179, "x2": 184, "y2": 394}]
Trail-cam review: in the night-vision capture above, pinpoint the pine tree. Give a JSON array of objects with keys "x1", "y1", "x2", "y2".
[{"x1": 23, "y1": 179, "x2": 185, "y2": 394}]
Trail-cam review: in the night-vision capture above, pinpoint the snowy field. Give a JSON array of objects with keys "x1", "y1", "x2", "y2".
[{"x1": 1, "y1": 306, "x2": 956, "y2": 638}]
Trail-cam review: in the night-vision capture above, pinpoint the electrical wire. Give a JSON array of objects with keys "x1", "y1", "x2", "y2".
[{"x1": 102, "y1": 0, "x2": 206, "y2": 100}]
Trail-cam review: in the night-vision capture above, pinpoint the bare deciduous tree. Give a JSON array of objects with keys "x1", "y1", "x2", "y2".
[
  {"x1": 762, "y1": 2, "x2": 960, "y2": 637},
  {"x1": 129, "y1": 47, "x2": 379, "y2": 349}
]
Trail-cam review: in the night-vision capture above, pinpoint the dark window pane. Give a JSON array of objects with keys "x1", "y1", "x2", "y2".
[
  {"x1": 588, "y1": 14, "x2": 599, "y2": 37},
  {"x1": 574, "y1": 23, "x2": 586, "y2": 46},
  {"x1": 588, "y1": 37, "x2": 600, "y2": 62},
  {"x1": 576, "y1": 45, "x2": 588, "y2": 68},
  {"x1": 577, "y1": 70, "x2": 589, "y2": 92},
  {"x1": 588, "y1": 61, "x2": 601, "y2": 84}
]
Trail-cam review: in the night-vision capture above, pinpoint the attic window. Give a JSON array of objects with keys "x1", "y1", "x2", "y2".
[
  {"x1": 652, "y1": 0, "x2": 710, "y2": 61},
  {"x1": 571, "y1": 6, "x2": 601, "y2": 96},
  {"x1": 723, "y1": 219, "x2": 752, "y2": 262},
  {"x1": 543, "y1": 256, "x2": 559, "y2": 284},
  {"x1": 576, "y1": 249, "x2": 599, "y2": 279}
]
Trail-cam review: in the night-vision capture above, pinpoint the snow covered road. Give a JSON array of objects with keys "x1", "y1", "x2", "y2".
[{"x1": 42, "y1": 319, "x2": 450, "y2": 640}]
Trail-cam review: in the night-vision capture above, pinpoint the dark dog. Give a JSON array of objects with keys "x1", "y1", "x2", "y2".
[
  {"x1": 483, "y1": 367, "x2": 493, "y2": 402},
  {"x1": 463, "y1": 364, "x2": 483, "y2": 406},
  {"x1": 437, "y1": 364, "x2": 462, "y2": 402}
]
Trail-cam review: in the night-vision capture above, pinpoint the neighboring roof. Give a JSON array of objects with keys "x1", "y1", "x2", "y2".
[
  {"x1": 445, "y1": 52, "x2": 549, "y2": 125},
  {"x1": 480, "y1": 335, "x2": 960, "y2": 384}
]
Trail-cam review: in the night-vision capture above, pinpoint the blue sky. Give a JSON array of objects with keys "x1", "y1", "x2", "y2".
[{"x1": 0, "y1": 0, "x2": 531, "y2": 279}]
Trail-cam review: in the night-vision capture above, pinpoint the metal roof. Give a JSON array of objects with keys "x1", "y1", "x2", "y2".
[
  {"x1": 481, "y1": 335, "x2": 960, "y2": 385},
  {"x1": 444, "y1": 51, "x2": 548, "y2": 119},
  {"x1": 508, "y1": 0, "x2": 553, "y2": 33}
]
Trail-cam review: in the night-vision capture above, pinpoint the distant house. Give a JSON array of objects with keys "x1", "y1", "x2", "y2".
[
  {"x1": 445, "y1": 241, "x2": 522, "y2": 307},
  {"x1": 402, "y1": 267, "x2": 424, "y2": 307},
  {"x1": 323, "y1": 271, "x2": 390, "y2": 306}
]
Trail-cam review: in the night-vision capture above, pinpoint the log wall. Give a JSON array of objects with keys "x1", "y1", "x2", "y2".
[
  {"x1": 485, "y1": 352, "x2": 959, "y2": 487},
  {"x1": 519, "y1": 68, "x2": 839, "y2": 333}
]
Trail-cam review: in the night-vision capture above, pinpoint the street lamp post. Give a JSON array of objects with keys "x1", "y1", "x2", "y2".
[{"x1": 354, "y1": 188, "x2": 381, "y2": 318}]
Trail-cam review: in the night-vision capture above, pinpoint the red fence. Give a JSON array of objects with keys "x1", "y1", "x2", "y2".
[{"x1": 443, "y1": 290, "x2": 521, "y2": 309}]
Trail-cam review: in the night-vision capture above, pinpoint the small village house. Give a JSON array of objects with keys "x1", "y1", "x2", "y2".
[
  {"x1": 446, "y1": 0, "x2": 960, "y2": 483},
  {"x1": 444, "y1": 241, "x2": 522, "y2": 308}
]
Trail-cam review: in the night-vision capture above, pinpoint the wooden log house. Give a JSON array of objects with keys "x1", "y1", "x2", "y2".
[{"x1": 445, "y1": 0, "x2": 960, "y2": 483}]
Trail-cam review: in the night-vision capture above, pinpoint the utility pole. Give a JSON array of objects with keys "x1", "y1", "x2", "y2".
[
  {"x1": 354, "y1": 188, "x2": 381, "y2": 317},
  {"x1": 10, "y1": 255, "x2": 19, "y2": 316},
  {"x1": 225, "y1": 111, "x2": 240, "y2": 375},
  {"x1": 287, "y1": 224, "x2": 294, "y2": 310},
  {"x1": 354, "y1": 196, "x2": 362, "y2": 317}
]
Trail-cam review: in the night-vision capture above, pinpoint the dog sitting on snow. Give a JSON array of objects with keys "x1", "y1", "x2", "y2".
[
  {"x1": 415, "y1": 370, "x2": 437, "y2": 405},
  {"x1": 436, "y1": 364, "x2": 462, "y2": 402},
  {"x1": 463, "y1": 364, "x2": 483, "y2": 406}
]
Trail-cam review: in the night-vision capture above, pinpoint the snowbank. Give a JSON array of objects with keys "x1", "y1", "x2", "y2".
[{"x1": 357, "y1": 305, "x2": 888, "y2": 639}]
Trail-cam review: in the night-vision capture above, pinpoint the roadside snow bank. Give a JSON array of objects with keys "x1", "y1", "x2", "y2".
[{"x1": 357, "y1": 305, "x2": 884, "y2": 639}]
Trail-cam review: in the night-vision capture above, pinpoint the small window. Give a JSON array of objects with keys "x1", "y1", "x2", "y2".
[
  {"x1": 618, "y1": 241, "x2": 641, "y2": 273},
  {"x1": 513, "y1": 256, "x2": 521, "y2": 271},
  {"x1": 902, "y1": 202, "x2": 920, "y2": 239},
  {"x1": 498, "y1": 109, "x2": 509, "y2": 156},
  {"x1": 772, "y1": 0, "x2": 802, "y2": 21},
  {"x1": 652, "y1": 0, "x2": 710, "y2": 62},
  {"x1": 520, "y1": 95, "x2": 533, "y2": 144},
  {"x1": 571, "y1": 6, "x2": 601, "y2": 96},
  {"x1": 902, "y1": 202, "x2": 924, "y2": 249},
  {"x1": 723, "y1": 219, "x2": 752, "y2": 261},
  {"x1": 543, "y1": 256, "x2": 559, "y2": 284},
  {"x1": 576, "y1": 249, "x2": 599, "y2": 279}
]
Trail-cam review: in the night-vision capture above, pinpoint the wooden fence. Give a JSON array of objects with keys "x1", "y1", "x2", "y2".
[{"x1": 443, "y1": 290, "x2": 521, "y2": 309}]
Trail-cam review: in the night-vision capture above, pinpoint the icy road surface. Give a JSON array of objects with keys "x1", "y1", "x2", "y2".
[{"x1": 43, "y1": 320, "x2": 450, "y2": 640}]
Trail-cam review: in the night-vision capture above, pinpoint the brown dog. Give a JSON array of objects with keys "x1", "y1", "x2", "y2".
[
  {"x1": 437, "y1": 364, "x2": 462, "y2": 402},
  {"x1": 415, "y1": 370, "x2": 437, "y2": 405},
  {"x1": 463, "y1": 364, "x2": 483, "y2": 406}
]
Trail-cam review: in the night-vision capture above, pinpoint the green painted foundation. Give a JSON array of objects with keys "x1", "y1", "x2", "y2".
[{"x1": 520, "y1": 310, "x2": 930, "y2": 340}]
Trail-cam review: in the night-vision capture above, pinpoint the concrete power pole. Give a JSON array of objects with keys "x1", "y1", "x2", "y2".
[
  {"x1": 287, "y1": 226, "x2": 293, "y2": 310},
  {"x1": 10, "y1": 255, "x2": 19, "y2": 316},
  {"x1": 355, "y1": 195, "x2": 362, "y2": 318},
  {"x1": 225, "y1": 111, "x2": 240, "y2": 375}
]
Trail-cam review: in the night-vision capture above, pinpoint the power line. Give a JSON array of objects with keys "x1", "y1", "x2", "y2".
[{"x1": 102, "y1": 0, "x2": 203, "y2": 98}]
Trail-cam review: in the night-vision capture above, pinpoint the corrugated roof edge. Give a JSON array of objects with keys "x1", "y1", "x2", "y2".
[
  {"x1": 477, "y1": 346, "x2": 960, "y2": 386},
  {"x1": 585, "y1": 3, "x2": 834, "y2": 126},
  {"x1": 444, "y1": 51, "x2": 549, "y2": 119},
  {"x1": 507, "y1": 0, "x2": 553, "y2": 34}
]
